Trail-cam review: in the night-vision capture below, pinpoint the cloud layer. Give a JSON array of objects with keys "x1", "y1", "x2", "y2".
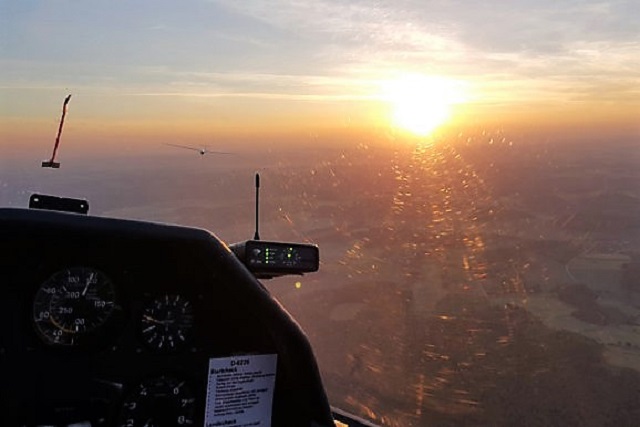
[{"x1": 1, "y1": 0, "x2": 638, "y2": 113}]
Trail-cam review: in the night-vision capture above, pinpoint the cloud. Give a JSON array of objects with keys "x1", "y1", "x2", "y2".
[
  {"x1": 3, "y1": 0, "x2": 638, "y2": 111},
  {"x1": 211, "y1": 1, "x2": 639, "y2": 82}
]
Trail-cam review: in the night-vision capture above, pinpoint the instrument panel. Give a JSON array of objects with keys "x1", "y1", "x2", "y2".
[
  {"x1": 21, "y1": 261, "x2": 210, "y2": 427},
  {"x1": 0, "y1": 208, "x2": 334, "y2": 427},
  {"x1": 31, "y1": 266, "x2": 197, "y2": 354}
]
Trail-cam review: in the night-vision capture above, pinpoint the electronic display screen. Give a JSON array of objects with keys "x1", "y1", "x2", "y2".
[{"x1": 245, "y1": 241, "x2": 319, "y2": 273}]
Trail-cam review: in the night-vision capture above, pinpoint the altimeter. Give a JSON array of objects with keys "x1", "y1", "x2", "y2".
[{"x1": 140, "y1": 294, "x2": 194, "y2": 352}]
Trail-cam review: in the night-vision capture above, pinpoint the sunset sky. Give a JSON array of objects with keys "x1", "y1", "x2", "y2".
[{"x1": 1, "y1": 0, "x2": 638, "y2": 151}]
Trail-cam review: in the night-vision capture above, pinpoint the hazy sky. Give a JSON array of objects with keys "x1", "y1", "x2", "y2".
[{"x1": 1, "y1": 0, "x2": 639, "y2": 149}]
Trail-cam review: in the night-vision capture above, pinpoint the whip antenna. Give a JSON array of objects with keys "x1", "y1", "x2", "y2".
[{"x1": 254, "y1": 173, "x2": 261, "y2": 240}]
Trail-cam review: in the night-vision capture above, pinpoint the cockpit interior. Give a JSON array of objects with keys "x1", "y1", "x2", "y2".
[{"x1": 0, "y1": 197, "x2": 357, "y2": 427}]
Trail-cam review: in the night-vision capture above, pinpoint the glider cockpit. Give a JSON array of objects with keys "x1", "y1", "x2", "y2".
[{"x1": 0, "y1": 203, "x2": 334, "y2": 427}]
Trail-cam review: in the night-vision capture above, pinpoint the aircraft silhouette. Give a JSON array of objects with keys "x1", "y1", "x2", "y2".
[{"x1": 165, "y1": 143, "x2": 233, "y2": 156}]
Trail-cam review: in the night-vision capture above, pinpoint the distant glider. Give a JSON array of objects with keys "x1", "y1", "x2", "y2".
[
  {"x1": 165, "y1": 143, "x2": 233, "y2": 156},
  {"x1": 42, "y1": 94, "x2": 72, "y2": 168}
]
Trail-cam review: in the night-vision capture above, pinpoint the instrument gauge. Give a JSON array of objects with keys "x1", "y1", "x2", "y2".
[
  {"x1": 140, "y1": 294, "x2": 194, "y2": 352},
  {"x1": 119, "y1": 375, "x2": 196, "y2": 427},
  {"x1": 32, "y1": 267, "x2": 117, "y2": 346}
]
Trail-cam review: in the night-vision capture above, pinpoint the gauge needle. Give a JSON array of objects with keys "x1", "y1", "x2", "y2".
[
  {"x1": 82, "y1": 272, "x2": 95, "y2": 296},
  {"x1": 143, "y1": 315, "x2": 171, "y2": 325},
  {"x1": 143, "y1": 314, "x2": 160, "y2": 323}
]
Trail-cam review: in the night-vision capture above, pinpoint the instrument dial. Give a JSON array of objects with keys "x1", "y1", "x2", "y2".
[
  {"x1": 140, "y1": 294, "x2": 194, "y2": 352},
  {"x1": 119, "y1": 375, "x2": 196, "y2": 427},
  {"x1": 33, "y1": 267, "x2": 117, "y2": 346}
]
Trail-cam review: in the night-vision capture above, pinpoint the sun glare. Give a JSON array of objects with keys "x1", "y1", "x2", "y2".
[{"x1": 383, "y1": 74, "x2": 467, "y2": 136}]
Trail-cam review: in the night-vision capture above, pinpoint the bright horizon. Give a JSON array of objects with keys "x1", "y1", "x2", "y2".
[{"x1": 1, "y1": 0, "x2": 639, "y2": 154}]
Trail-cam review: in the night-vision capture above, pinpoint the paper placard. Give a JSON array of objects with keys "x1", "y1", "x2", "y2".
[{"x1": 204, "y1": 354, "x2": 278, "y2": 427}]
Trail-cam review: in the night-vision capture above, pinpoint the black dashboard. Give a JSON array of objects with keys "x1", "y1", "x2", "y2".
[{"x1": 0, "y1": 208, "x2": 333, "y2": 427}]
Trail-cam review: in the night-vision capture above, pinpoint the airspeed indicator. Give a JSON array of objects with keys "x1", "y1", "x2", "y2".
[{"x1": 33, "y1": 267, "x2": 117, "y2": 346}]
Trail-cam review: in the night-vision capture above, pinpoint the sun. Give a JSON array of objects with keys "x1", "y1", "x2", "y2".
[{"x1": 382, "y1": 74, "x2": 466, "y2": 136}]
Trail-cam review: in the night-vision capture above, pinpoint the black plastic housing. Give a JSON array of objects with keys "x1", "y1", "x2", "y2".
[
  {"x1": 0, "y1": 208, "x2": 333, "y2": 427},
  {"x1": 230, "y1": 240, "x2": 319, "y2": 279}
]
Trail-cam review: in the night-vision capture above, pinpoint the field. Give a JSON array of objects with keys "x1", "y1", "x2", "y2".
[{"x1": 2, "y1": 135, "x2": 640, "y2": 425}]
